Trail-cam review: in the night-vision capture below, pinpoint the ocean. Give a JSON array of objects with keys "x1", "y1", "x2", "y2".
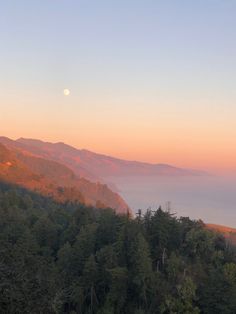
[{"x1": 108, "y1": 175, "x2": 236, "y2": 227}]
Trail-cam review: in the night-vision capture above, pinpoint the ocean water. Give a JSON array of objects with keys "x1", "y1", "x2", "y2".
[{"x1": 108, "y1": 176, "x2": 236, "y2": 228}]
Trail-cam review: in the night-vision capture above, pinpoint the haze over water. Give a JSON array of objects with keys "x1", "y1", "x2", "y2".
[{"x1": 109, "y1": 175, "x2": 236, "y2": 227}]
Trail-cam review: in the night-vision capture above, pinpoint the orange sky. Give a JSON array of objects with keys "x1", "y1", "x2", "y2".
[{"x1": 1, "y1": 100, "x2": 236, "y2": 175}]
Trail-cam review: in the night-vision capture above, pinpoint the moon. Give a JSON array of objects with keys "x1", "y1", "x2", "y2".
[{"x1": 63, "y1": 89, "x2": 70, "y2": 96}]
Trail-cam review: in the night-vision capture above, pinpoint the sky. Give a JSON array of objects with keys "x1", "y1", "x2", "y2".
[{"x1": 1, "y1": 0, "x2": 236, "y2": 173}]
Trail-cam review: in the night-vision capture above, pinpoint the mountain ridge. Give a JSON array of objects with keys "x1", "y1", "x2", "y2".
[
  {"x1": 11, "y1": 137, "x2": 207, "y2": 178},
  {"x1": 0, "y1": 142, "x2": 130, "y2": 214},
  {"x1": 206, "y1": 223, "x2": 236, "y2": 245}
]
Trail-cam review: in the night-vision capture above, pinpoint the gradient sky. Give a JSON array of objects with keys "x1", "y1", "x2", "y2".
[{"x1": 1, "y1": 1, "x2": 236, "y2": 173}]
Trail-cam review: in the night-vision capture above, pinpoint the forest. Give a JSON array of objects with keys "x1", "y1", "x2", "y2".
[{"x1": 0, "y1": 181, "x2": 236, "y2": 314}]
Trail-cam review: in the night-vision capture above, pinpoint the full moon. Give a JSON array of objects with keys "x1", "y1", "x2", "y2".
[{"x1": 63, "y1": 89, "x2": 70, "y2": 96}]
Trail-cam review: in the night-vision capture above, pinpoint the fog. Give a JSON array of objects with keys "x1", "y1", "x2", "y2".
[{"x1": 108, "y1": 175, "x2": 236, "y2": 227}]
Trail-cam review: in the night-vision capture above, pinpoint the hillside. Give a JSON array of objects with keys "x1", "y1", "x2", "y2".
[
  {"x1": 0, "y1": 136, "x2": 98, "y2": 181},
  {"x1": 0, "y1": 137, "x2": 206, "y2": 185},
  {"x1": 206, "y1": 223, "x2": 236, "y2": 245},
  {"x1": 0, "y1": 143, "x2": 129, "y2": 213}
]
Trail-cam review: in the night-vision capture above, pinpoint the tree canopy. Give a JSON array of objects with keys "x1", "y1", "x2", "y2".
[{"x1": 0, "y1": 182, "x2": 235, "y2": 313}]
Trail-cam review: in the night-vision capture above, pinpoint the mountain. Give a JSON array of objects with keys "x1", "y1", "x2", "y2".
[
  {"x1": 0, "y1": 137, "x2": 206, "y2": 188},
  {"x1": 206, "y1": 224, "x2": 236, "y2": 245},
  {"x1": 0, "y1": 142, "x2": 129, "y2": 214},
  {"x1": 0, "y1": 137, "x2": 98, "y2": 181}
]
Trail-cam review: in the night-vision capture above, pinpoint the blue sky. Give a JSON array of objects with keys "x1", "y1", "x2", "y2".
[{"x1": 2, "y1": 1, "x2": 235, "y2": 89}]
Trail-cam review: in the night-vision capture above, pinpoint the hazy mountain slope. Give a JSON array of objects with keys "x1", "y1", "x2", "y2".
[
  {"x1": 0, "y1": 143, "x2": 39, "y2": 183},
  {"x1": 0, "y1": 136, "x2": 98, "y2": 181},
  {"x1": 0, "y1": 143, "x2": 129, "y2": 213},
  {"x1": 10, "y1": 137, "x2": 205, "y2": 179},
  {"x1": 206, "y1": 224, "x2": 236, "y2": 245}
]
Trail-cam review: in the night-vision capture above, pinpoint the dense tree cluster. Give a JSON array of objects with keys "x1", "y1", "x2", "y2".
[{"x1": 0, "y1": 182, "x2": 235, "y2": 313}]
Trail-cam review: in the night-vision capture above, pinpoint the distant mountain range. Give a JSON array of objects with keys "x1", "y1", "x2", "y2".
[
  {"x1": 0, "y1": 141, "x2": 129, "y2": 214},
  {"x1": 0, "y1": 136, "x2": 207, "y2": 214},
  {"x1": 0, "y1": 137, "x2": 206, "y2": 183}
]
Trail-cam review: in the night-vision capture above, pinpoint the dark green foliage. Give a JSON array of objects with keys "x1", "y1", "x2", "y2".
[{"x1": 0, "y1": 182, "x2": 235, "y2": 313}]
